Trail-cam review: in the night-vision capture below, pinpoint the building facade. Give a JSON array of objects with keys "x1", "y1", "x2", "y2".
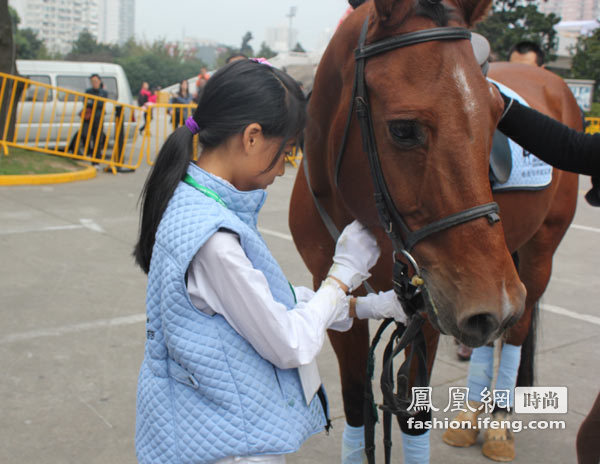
[
  {"x1": 10, "y1": 0, "x2": 100, "y2": 54},
  {"x1": 539, "y1": 0, "x2": 600, "y2": 22},
  {"x1": 265, "y1": 25, "x2": 299, "y2": 53},
  {"x1": 10, "y1": 0, "x2": 135, "y2": 54},
  {"x1": 97, "y1": 0, "x2": 134, "y2": 45}
]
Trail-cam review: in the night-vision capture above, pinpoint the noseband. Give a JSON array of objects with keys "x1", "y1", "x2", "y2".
[{"x1": 303, "y1": 15, "x2": 501, "y2": 464}]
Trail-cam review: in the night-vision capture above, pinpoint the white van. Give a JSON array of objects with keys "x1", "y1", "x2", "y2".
[{"x1": 14, "y1": 60, "x2": 135, "y2": 148}]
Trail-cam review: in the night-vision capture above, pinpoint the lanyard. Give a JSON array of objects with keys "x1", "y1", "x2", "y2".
[
  {"x1": 184, "y1": 173, "x2": 298, "y2": 304},
  {"x1": 183, "y1": 174, "x2": 227, "y2": 208}
]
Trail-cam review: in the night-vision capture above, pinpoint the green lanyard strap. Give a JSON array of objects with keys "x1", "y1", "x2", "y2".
[
  {"x1": 184, "y1": 174, "x2": 297, "y2": 304},
  {"x1": 183, "y1": 174, "x2": 228, "y2": 208}
]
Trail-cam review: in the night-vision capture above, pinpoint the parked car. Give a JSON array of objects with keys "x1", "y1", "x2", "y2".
[{"x1": 13, "y1": 60, "x2": 136, "y2": 149}]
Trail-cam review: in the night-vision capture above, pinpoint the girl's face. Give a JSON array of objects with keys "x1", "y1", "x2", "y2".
[
  {"x1": 181, "y1": 80, "x2": 188, "y2": 91},
  {"x1": 236, "y1": 127, "x2": 295, "y2": 191}
]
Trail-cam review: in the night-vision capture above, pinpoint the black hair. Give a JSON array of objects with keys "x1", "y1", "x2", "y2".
[
  {"x1": 509, "y1": 41, "x2": 544, "y2": 66},
  {"x1": 89, "y1": 73, "x2": 101, "y2": 80},
  {"x1": 133, "y1": 59, "x2": 306, "y2": 273},
  {"x1": 348, "y1": 0, "x2": 365, "y2": 8}
]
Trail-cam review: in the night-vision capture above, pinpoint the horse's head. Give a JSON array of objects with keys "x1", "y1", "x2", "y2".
[{"x1": 334, "y1": 0, "x2": 526, "y2": 346}]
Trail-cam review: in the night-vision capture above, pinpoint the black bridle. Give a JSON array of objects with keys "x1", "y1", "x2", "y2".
[{"x1": 303, "y1": 14, "x2": 502, "y2": 464}]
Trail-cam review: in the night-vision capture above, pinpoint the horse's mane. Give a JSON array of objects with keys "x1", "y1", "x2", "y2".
[{"x1": 348, "y1": 0, "x2": 453, "y2": 27}]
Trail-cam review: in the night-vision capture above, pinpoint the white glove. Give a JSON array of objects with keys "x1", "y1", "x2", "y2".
[
  {"x1": 354, "y1": 290, "x2": 407, "y2": 324},
  {"x1": 328, "y1": 220, "x2": 380, "y2": 291}
]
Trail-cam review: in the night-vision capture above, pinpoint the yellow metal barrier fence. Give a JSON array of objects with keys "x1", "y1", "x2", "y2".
[
  {"x1": 0, "y1": 71, "x2": 148, "y2": 173},
  {"x1": 585, "y1": 117, "x2": 600, "y2": 135},
  {"x1": 1, "y1": 72, "x2": 304, "y2": 173},
  {"x1": 141, "y1": 102, "x2": 197, "y2": 165}
]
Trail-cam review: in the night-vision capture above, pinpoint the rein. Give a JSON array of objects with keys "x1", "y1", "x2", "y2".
[{"x1": 303, "y1": 14, "x2": 502, "y2": 464}]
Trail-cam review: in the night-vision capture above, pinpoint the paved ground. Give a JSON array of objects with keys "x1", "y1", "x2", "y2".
[{"x1": 0, "y1": 162, "x2": 598, "y2": 464}]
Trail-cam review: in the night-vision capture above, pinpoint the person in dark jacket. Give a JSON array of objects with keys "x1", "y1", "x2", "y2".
[
  {"x1": 497, "y1": 91, "x2": 600, "y2": 205},
  {"x1": 68, "y1": 74, "x2": 108, "y2": 161}
]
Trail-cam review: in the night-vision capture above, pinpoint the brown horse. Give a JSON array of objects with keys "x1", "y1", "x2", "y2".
[{"x1": 289, "y1": 0, "x2": 579, "y2": 461}]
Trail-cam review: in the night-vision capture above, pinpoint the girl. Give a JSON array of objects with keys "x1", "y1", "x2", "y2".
[
  {"x1": 133, "y1": 59, "x2": 406, "y2": 464},
  {"x1": 169, "y1": 79, "x2": 193, "y2": 128}
]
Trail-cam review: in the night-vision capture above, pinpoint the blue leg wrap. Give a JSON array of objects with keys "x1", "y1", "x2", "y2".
[
  {"x1": 467, "y1": 345, "x2": 494, "y2": 402},
  {"x1": 341, "y1": 423, "x2": 366, "y2": 464},
  {"x1": 496, "y1": 343, "x2": 522, "y2": 407},
  {"x1": 402, "y1": 430, "x2": 430, "y2": 464}
]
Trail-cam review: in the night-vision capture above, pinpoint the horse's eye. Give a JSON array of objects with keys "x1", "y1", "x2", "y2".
[{"x1": 388, "y1": 120, "x2": 425, "y2": 148}]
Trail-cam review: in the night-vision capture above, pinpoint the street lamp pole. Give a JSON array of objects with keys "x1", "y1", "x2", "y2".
[{"x1": 286, "y1": 6, "x2": 297, "y2": 52}]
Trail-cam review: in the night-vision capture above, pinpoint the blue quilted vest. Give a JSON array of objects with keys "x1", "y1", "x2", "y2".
[{"x1": 135, "y1": 163, "x2": 327, "y2": 464}]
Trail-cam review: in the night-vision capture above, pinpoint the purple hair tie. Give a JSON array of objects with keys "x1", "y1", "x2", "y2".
[
  {"x1": 185, "y1": 116, "x2": 200, "y2": 134},
  {"x1": 250, "y1": 57, "x2": 274, "y2": 67}
]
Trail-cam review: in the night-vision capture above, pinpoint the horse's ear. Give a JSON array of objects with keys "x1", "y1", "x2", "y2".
[
  {"x1": 373, "y1": 0, "x2": 397, "y2": 21},
  {"x1": 454, "y1": 0, "x2": 492, "y2": 27}
]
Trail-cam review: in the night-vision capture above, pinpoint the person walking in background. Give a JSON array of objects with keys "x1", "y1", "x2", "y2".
[
  {"x1": 137, "y1": 81, "x2": 151, "y2": 107},
  {"x1": 194, "y1": 66, "x2": 210, "y2": 103},
  {"x1": 169, "y1": 79, "x2": 193, "y2": 128},
  {"x1": 68, "y1": 73, "x2": 108, "y2": 162},
  {"x1": 138, "y1": 83, "x2": 156, "y2": 134}
]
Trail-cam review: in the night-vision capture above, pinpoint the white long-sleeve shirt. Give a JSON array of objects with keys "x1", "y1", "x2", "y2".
[{"x1": 186, "y1": 230, "x2": 352, "y2": 370}]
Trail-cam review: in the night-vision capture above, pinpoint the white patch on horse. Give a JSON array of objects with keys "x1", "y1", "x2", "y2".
[
  {"x1": 501, "y1": 281, "x2": 513, "y2": 321},
  {"x1": 453, "y1": 66, "x2": 477, "y2": 117}
]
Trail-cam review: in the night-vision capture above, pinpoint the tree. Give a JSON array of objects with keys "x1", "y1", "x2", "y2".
[
  {"x1": 1, "y1": 1, "x2": 17, "y2": 74},
  {"x1": 14, "y1": 28, "x2": 49, "y2": 60},
  {"x1": 66, "y1": 30, "x2": 116, "y2": 62},
  {"x1": 63, "y1": 33, "x2": 208, "y2": 92},
  {"x1": 8, "y1": 6, "x2": 49, "y2": 60},
  {"x1": 474, "y1": 2, "x2": 561, "y2": 63},
  {"x1": 240, "y1": 31, "x2": 254, "y2": 57},
  {"x1": 115, "y1": 41, "x2": 207, "y2": 94},
  {"x1": 215, "y1": 46, "x2": 236, "y2": 68},
  {"x1": 292, "y1": 42, "x2": 306, "y2": 53},
  {"x1": 570, "y1": 29, "x2": 600, "y2": 102},
  {"x1": 257, "y1": 42, "x2": 277, "y2": 59},
  {"x1": 0, "y1": 0, "x2": 22, "y2": 143}
]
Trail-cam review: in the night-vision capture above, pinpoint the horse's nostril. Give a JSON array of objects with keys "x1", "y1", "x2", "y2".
[{"x1": 458, "y1": 313, "x2": 500, "y2": 346}]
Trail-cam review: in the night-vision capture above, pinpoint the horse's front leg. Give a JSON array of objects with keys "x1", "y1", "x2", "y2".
[
  {"x1": 328, "y1": 319, "x2": 370, "y2": 463},
  {"x1": 396, "y1": 319, "x2": 440, "y2": 464}
]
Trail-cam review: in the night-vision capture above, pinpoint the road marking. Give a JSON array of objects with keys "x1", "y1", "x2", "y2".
[
  {"x1": 541, "y1": 304, "x2": 600, "y2": 326},
  {"x1": 570, "y1": 224, "x2": 600, "y2": 234},
  {"x1": 2, "y1": 304, "x2": 598, "y2": 345},
  {"x1": 0, "y1": 218, "x2": 104, "y2": 236},
  {"x1": 79, "y1": 396, "x2": 113, "y2": 429},
  {"x1": 79, "y1": 218, "x2": 105, "y2": 233},
  {"x1": 258, "y1": 227, "x2": 293, "y2": 242},
  {"x1": 0, "y1": 313, "x2": 146, "y2": 345},
  {"x1": 0, "y1": 224, "x2": 84, "y2": 235}
]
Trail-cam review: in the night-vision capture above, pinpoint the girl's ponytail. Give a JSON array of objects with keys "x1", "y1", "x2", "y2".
[{"x1": 133, "y1": 126, "x2": 193, "y2": 274}]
